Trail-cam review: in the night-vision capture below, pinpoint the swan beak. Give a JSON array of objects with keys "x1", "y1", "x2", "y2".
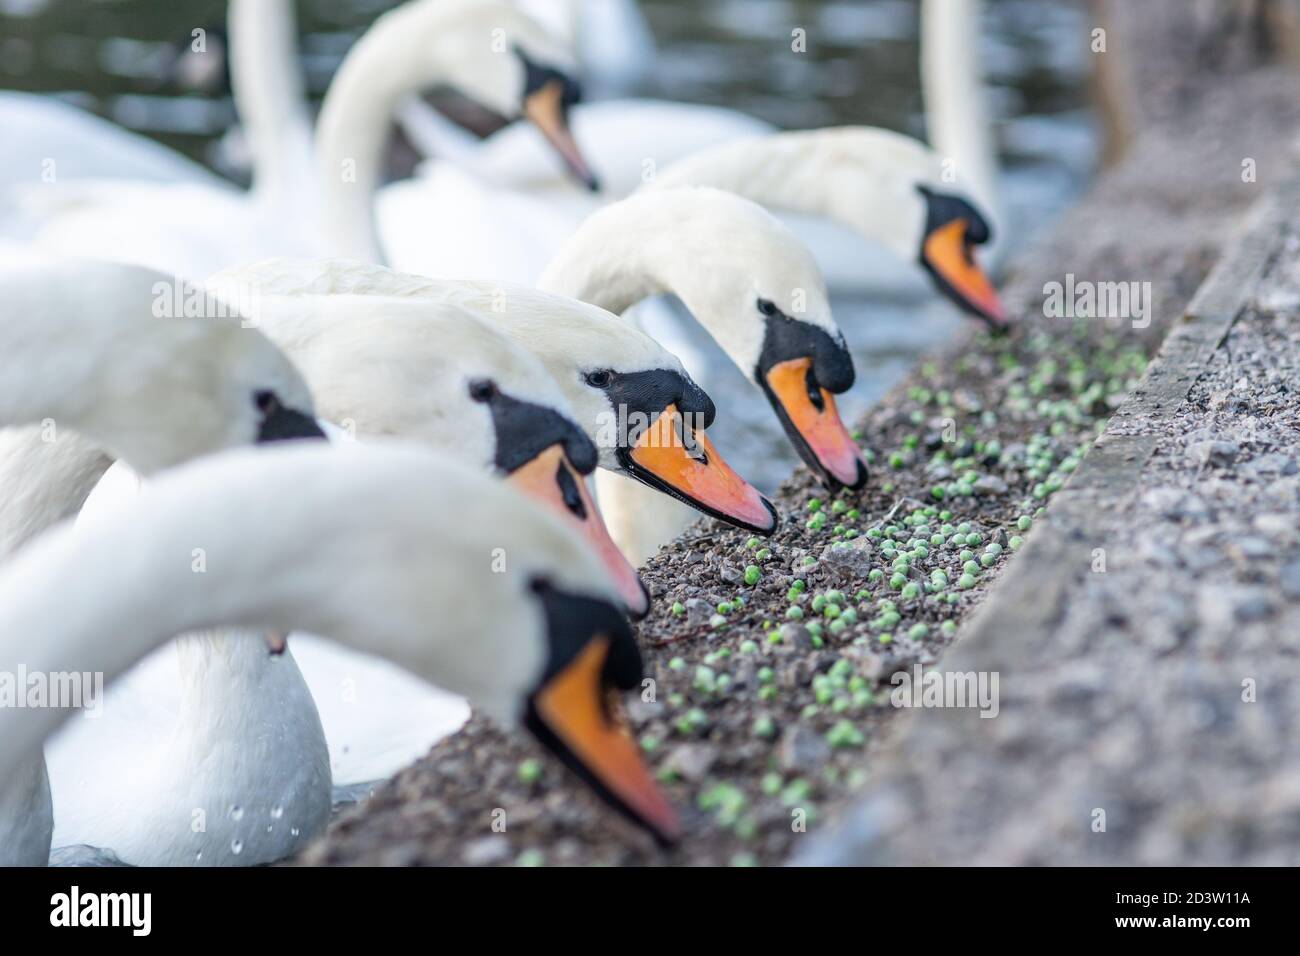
[
  {"x1": 509, "y1": 445, "x2": 650, "y2": 618},
  {"x1": 922, "y1": 219, "x2": 1009, "y2": 330},
  {"x1": 764, "y1": 357, "x2": 868, "y2": 489},
  {"x1": 265, "y1": 631, "x2": 288, "y2": 656},
  {"x1": 530, "y1": 636, "x2": 680, "y2": 845},
  {"x1": 624, "y1": 404, "x2": 778, "y2": 535},
  {"x1": 523, "y1": 79, "x2": 599, "y2": 192}
]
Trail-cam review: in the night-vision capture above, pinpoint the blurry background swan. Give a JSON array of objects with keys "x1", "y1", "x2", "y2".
[{"x1": 0, "y1": 0, "x2": 1096, "y2": 486}]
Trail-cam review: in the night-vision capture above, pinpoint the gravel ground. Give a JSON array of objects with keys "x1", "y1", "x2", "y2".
[{"x1": 295, "y1": 3, "x2": 1300, "y2": 866}]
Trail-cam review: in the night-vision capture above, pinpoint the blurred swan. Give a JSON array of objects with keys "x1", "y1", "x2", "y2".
[
  {"x1": 0, "y1": 258, "x2": 323, "y2": 866},
  {"x1": 12, "y1": 0, "x2": 595, "y2": 280},
  {"x1": 0, "y1": 444, "x2": 682, "y2": 849}
]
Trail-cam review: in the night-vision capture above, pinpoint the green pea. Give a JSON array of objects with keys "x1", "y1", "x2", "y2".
[
  {"x1": 740, "y1": 640, "x2": 758, "y2": 654},
  {"x1": 958, "y1": 573, "x2": 977, "y2": 589},
  {"x1": 517, "y1": 759, "x2": 543, "y2": 785},
  {"x1": 752, "y1": 715, "x2": 776, "y2": 739},
  {"x1": 900, "y1": 582, "x2": 920, "y2": 600},
  {"x1": 668, "y1": 657, "x2": 686, "y2": 671},
  {"x1": 671, "y1": 601, "x2": 685, "y2": 616},
  {"x1": 744, "y1": 565, "x2": 762, "y2": 586},
  {"x1": 807, "y1": 498, "x2": 823, "y2": 513}
]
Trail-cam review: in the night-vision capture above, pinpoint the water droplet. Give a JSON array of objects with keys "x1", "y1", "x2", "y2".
[
  {"x1": 290, "y1": 827, "x2": 300, "y2": 837},
  {"x1": 195, "y1": 850, "x2": 203, "y2": 862},
  {"x1": 270, "y1": 805, "x2": 284, "y2": 819},
  {"x1": 231, "y1": 839, "x2": 243, "y2": 855},
  {"x1": 229, "y1": 805, "x2": 244, "y2": 821}
]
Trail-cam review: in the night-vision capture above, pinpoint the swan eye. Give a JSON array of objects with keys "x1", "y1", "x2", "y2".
[
  {"x1": 757, "y1": 298, "x2": 779, "y2": 317},
  {"x1": 254, "y1": 390, "x2": 279, "y2": 414},
  {"x1": 468, "y1": 379, "x2": 498, "y2": 402},
  {"x1": 584, "y1": 370, "x2": 613, "y2": 389}
]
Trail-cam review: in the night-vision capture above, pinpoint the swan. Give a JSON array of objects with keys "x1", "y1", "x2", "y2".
[
  {"x1": 643, "y1": 127, "x2": 1008, "y2": 329},
  {"x1": 208, "y1": 258, "x2": 780, "y2": 544},
  {"x1": 0, "y1": 443, "x2": 681, "y2": 847},
  {"x1": 4, "y1": 0, "x2": 312, "y2": 263},
  {"x1": 0, "y1": 258, "x2": 324, "y2": 867},
  {"x1": 512, "y1": 0, "x2": 656, "y2": 96}
]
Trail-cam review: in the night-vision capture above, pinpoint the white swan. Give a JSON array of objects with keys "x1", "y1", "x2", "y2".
[
  {"x1": 0, "y1": 443, "x2": 681, "y2": 846},
  {"x1": 209, "y1": 258, "x2": 780, "y2": 546},
  {"x1": 0, "y1": 258, "x2": 323, "y2": 867},
  {"x1": 643, "y1": 127, "x2": 1008, "y2": 329}
]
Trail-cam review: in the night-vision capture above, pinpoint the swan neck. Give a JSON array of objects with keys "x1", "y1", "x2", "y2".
[
  {"x1": 316, "y1": 6, "x2": 454, "y2": 264},
  {"x1": 228, "y1": 0, "x2": 315, "y2": 203},
  {"x1": 920, "y1": 0, "x2": 1000, "y2": 232}
]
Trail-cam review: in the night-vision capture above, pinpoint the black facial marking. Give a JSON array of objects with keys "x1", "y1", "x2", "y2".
[
  {"x1": 753, "y1": 308, "x2": 855, "y2": 394},
  {"x1": 468, "y1": 378, "x2": 597, "y2": 475},
  {"x1": 255, "y1": 392, "x2": 326, "y2": 444},
  {"x1": 527, "y1": 578, "x2": 639, "y2": 690},
  {"x1": 593, "y1": 368, "x2": 717, "y2": 442},
  {"x1": 917, "y1": 184, "x2": 992, "y2": 247},
  {"x1": 514, "y1": 46, "x2": 583, "y2": 112},
  {"x1": 555, "y1": 460, "x2": 587, "y2": 520}
]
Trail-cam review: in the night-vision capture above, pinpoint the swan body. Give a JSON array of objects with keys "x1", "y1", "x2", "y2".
[
  {"x1": 0, "y1": 92, "x2": 222, "y2": 190},
  {"x1": 44, "y1": 464, "x2": 332, "y2": 866},
  {"x1": 0, "y1": 444, "x2": 680, "y2": 845},
  {"x1": 0, "y1": 258, "x2": 320, "y2": 866}
]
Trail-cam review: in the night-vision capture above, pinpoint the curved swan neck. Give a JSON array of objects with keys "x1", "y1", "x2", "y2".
[
  {"x1": 316, "y1": 0, "x2": 489, "y2": 263},
  {"x1": 920, "y1": 0, "x2": 1001, "y2": 251},
  {"x1": 229, "y1": 0, "x2": 315, "y2": 206},
  {"x1": 648, "y1": 128, "x2": 941, "y2": 260}
]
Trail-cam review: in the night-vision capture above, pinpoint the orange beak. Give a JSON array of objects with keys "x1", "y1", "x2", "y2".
[
  {"x1": 523, "y1": 79, "x2": 599, "y2": 191},
  {"x1": 623, "y1": 404, "x2": 777, "y2": 535},
  {"x1": 764, "y1": 357, "x2": 867, "y2": 489},
  {"x1": 922, "y1": 219, "x2": 1008, "y2": 329},
  {"x1": 509, "y1": 445, "x2": 650, "y2": 618},
  {"x1": 531, "y1": 636, "x2": 680, "y2": 845}
]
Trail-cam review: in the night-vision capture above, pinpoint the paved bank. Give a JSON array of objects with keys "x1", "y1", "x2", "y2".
[{"x1": 295, "y1": 3, "x2": 1300, "y2": 866}]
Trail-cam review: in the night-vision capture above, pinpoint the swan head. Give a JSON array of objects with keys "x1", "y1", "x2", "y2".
[
  {"x1": 521, "y1": 576, "x2": 679, "y2": 845},
  {"x1": 0, "y1": 260, "x2": 322, "y2": 473},
  {"x1": 912, "y1": 185, "x2": 1007, "y2": 330},
  {"x1": 396, "y1": 0, "x2": 597, "y2": 189},
  {"x1": 475, "y1": 289, "x2": 778, "y2": 536}
]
